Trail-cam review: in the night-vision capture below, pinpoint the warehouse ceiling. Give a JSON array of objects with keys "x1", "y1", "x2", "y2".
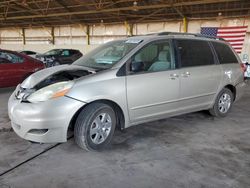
[{"x1": 0, "y1": 0, "x2": 249, "y2": 28}]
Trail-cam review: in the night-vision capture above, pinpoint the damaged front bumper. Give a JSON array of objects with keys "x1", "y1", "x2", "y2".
[{"x1": 8, "y1": 91, "x2": 85, "y2": 143}]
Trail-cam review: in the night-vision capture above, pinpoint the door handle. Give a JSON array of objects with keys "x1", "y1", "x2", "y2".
[
  {"x1": 181, "y1": 72, "x2": 190, "y2": 77},
  {"x1": 170, "y1": 73, "x2": 179, "y2": 80}
]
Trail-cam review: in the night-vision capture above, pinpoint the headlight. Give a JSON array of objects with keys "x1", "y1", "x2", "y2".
[{"x1": 27, "y1": 81, "x2": 74, "y2": 103}]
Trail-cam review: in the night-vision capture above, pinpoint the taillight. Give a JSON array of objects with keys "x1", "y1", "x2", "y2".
[{"x1": 240, "y1": 63, "x2": 247, "y2": 73}]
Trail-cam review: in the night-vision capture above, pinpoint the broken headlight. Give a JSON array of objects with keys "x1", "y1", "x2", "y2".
[{"x1": 27, "y1": 81, "x2": 74, "y2": 103}]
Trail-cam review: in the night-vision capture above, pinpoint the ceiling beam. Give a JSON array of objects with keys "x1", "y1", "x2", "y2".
[
  {"x1": 1, "y1": 7, "x2": 249, "y2": 28},
  {"x1": 1, "y1": 14, "x2": 250, "y2": 29},
  {"x1": 11, "y1": 1, "x2": 43, "y2": 16},
  {"x1": 0, "y1": 0, "x2": 242, "y2": 21}
]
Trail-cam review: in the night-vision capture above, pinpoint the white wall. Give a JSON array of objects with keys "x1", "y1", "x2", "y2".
[{"x1": 0, "y1": 18, "x2": 249, "y2": 59}]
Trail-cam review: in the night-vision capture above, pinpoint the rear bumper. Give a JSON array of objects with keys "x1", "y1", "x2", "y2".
[
  {"x1": 235, "y1": 81, "x2": 247, "y2": 102},
  {"x1": 8, "y1": 92, "x2": 85, "y2": 143}
]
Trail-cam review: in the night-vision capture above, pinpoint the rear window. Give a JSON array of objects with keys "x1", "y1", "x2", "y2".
[
  {"x1": 212, "y1": 42, "x2": 238, "y2": 64},
  {"x1": 70, "y1": 50, "x2": 80, "y2": 55},
  {"x1": 26, "y1": 51, "x2": 36, "y2": 55},
  {"x1": 176, "y1": 39, "x2": 214, "y2": 67}
]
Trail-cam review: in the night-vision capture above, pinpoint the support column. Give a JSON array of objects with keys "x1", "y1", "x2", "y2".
[
  {"x1": 51, "y1": 27, "x2": 55, "y2": 45},
  {"x1": 183, "y1": 17, "x2": 188, "y2": 33},
  {"x1": 86, "y1": 25, "x2": 90, "y2": 45},
  {"x1": 22, "y1": 28, "x2": 26, "y2": 45},
  {"x1": 124, "y1": 21, "x2": 133, "y2": 36}
]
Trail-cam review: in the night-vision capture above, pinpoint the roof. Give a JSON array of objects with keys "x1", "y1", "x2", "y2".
[
  {"x1": 129, "y1": 32, "x2": 227, "y2": 43},
  {"x1": 0, "y1": 0, "x2": 249, "y2": 28}
]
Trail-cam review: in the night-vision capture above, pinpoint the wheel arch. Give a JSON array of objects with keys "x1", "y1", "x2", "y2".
[
  {"x1": 68, "y1": 99, "x2": 125, "y2": 134},
  {"x1": 224, "y1": 84, "x2": 236, "y2": 101}
]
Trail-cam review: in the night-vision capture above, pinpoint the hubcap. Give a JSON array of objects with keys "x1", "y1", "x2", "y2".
[
  {"x1": 90, "y1": 113, "x2": 112, "y2": 144},
  {"x1": 218, "y1": 93, "x2": 231, "y2": 113}
]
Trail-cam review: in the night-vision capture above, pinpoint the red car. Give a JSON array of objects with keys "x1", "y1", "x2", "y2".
[{"x1": 0, "y1": 49, "x2": 45, "y2": 88}]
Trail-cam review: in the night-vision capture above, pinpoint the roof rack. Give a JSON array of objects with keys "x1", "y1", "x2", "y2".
[{"x1": 148, "y1": 32, "x2": 225, "y2": 41}]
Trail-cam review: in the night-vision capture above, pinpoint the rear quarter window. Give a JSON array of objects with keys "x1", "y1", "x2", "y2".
[
  {"x1": 176, "y1": 39, "x2": 215, "y2": 67},
  {"x1": 212, "y1": 42, "x2": 238, "y2": 64}
]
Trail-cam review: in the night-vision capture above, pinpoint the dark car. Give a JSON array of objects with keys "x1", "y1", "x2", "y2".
[
  {"x1": 36, "y1": 49, "x2": 82, "y2": 67},
  {"x1": 0, "y1": 49, "x2": 45, "y2": 88}
]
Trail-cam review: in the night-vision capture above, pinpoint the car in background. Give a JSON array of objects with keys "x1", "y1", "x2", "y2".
[
  {"x1": 242, "y1": 62, "x2": 250, "y2": 79},
  {"x1": 36, "y1": 49, "x2": 82, "y2": 67},
  {"x1": 19, "y1": 50, "x2": 39, "y2": 59},
  {"x1": 0, "y1": 49, "x2": 45, "y2": 88}
]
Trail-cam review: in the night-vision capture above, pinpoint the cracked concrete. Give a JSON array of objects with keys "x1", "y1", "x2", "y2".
[{"x1": 0, "y1": 85, "x2": 249, "y2": 188}]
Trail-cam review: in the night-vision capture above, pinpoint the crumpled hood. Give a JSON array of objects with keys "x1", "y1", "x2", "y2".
[{"x1": 21, "y1": 64, "x2": 95, "y2": 89}]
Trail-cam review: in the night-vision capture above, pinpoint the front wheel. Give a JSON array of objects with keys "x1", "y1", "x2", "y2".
[
  {"x1": 209, "y1": 88, "x2": 233, "y2": 117},
  {"x1": 74, "y1": 103, "x2": 116, "y2": 151}
]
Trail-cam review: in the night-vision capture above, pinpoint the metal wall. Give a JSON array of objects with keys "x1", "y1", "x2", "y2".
[{"x1": 0, "y1": 18, "x2": 249, "y2": 59}]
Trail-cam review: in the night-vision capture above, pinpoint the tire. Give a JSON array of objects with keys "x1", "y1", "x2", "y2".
[
  {"x1": 74, "y1": 103, "x2": 116, "y2": 151},
  {"x1": 209, "y1": 88, "x2": 233, "y2": 117}
]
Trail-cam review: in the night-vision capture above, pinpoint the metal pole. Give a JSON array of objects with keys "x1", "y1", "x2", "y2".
[
  {"x1": 22, "y1": 28, "x2": 26, "y2": 45},
  {"x1": 51, "y1": 27, "x2": 55, "y2": 45},
  {"x1": 124, "y1": 21, "x2": 133, "y2": 36},
  {"x1": 183, "y1": 17, "x2": 188, "y2": 33},
  {"x1": 86, "y1": 25, "x2": 90, "y2": 45}
]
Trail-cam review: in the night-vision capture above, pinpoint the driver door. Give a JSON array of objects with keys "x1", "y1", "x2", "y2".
[
  {"x1": 126, "y1": 40, "x2": 180, "y2": 123},
  {"x1": 0, "y1": 52, "x2": 25, "y2": 87},
  {"x1": 59, "y1": 50, "x2": 72, "y2": 64}
]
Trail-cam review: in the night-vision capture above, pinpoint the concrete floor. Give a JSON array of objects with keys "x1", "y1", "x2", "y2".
[{"x1": 0, "y1": 86, "x2": 250, "y2": 188}]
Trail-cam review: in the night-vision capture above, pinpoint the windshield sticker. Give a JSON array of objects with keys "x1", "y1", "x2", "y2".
[
  {"x1": 95, "y1": 57, "x2": 120, "y2": 64},
  {"x1": 125, "y1": 39, "x2": 143, "y2": 44}
]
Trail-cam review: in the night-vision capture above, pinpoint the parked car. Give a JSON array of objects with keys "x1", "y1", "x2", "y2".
[
  {"x1": 8, "y1": 32, "x2": 247, "y2": 151},
  {"x1": 0, "y1": 49, "x2": 44, "y2": 88},
  {"x1": 36, "y1": 49, "x2": 82, "y2": 67},
  {"x1": 243, "y1": 62, "x2": 250, "y2": 78},
  {"x1": 19, "y1": 50, "x2": 39, "y2": 59}
]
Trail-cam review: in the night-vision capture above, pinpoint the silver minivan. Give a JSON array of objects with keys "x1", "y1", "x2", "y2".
[{"x1": 8, "y1": 33, "x2": 247, "y2": 150}]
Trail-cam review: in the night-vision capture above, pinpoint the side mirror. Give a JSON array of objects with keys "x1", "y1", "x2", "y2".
[{"x1": 131, "y1": 61, "x2": 144, "y2": 73}]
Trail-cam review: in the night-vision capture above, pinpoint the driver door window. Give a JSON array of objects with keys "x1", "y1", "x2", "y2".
[
  {"x1": 61, "y1": 50, "x2": 70, "y2": 56},
  {"x1": 0, "y1": 52, "x2": 24, "y2": 63},
  {"x1": 130, "y1": 41, "x2": 174, "y2": 73},
  {"x1": 0, "y1": 57, "x2": 12, "y2": 64}
]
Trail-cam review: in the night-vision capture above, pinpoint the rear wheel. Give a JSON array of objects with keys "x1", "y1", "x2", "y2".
[
  {"x1": 209, "y1": 88, "x2": 233, "y2": 117},
  {"x1": 74, "y1": 103, "x2": 116, "y2": 151}
]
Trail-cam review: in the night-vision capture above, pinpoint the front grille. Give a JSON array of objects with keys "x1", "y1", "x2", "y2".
[{"x1": 28, "y1": 129, "x2": 49, "y2": 135}]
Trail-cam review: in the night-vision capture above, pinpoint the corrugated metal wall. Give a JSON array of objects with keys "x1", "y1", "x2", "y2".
[{"x1": 0, "y1": 18, "x2": 249, "y2": 59}]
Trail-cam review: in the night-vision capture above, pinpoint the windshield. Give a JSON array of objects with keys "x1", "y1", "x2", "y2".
[
  {"x1": 44, "y1": 49, "x2": 62, "y2": 55},
  {"x1": 73, "y1": 39, "x2": 141, "y2": 70}
]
